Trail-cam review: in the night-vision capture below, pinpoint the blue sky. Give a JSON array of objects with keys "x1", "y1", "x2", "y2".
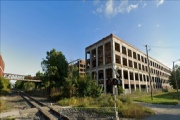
[{"x1": 1, "y1": 0, "x2": 180, "y2": 76}]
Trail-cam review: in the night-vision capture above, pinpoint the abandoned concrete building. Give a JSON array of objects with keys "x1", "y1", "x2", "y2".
[
  {"x1": 85, "y1": 34, "x2": 171, "y2": 94},
  {"x1": 69, "y1": 59, "x2": 86, "y2": 77}
]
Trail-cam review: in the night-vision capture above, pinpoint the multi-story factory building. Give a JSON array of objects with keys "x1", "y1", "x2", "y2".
[
  {"x1": 0, "y1": 54, "x2": 5, "y2": 77},
  {"x1": 85, "y1": 34, "x2": 171, "y2": 94},
  {"x1": 69, "y1": 59, "x2": 86, "y2": 77}
]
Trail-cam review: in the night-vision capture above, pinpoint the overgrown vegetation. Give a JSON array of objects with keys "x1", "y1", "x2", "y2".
[
  {"x1": 0, "y1": 76, "x2": 11, "y2": 110},
  {"x1": 57, "y1": 94, "x2": 154, "y2": 119},
  {"x1": 133, "y1": 91, "x2": 180, "y2": 105},
  {"x1": 0, "y1": 76, "x2": 11, "y2": 95}
]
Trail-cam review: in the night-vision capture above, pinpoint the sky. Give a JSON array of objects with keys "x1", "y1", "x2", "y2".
[{"x1": 1, "y1": 0, "x2": 180, "y2": 76}]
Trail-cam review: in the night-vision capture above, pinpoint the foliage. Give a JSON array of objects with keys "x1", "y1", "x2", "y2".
[
  {"x1": 76, "y1": 75, "x2": 101, "y2": 98},
  {"x1": 118, "y1": 86, "x2": 124, "y2": 94},
  {"x1": 61, "y1": 66, "x2": 101, "y2": 98},
  {"x1": 15, "y1": 81, "x2": 24, "y2": 89},
  {"x1": 0, "y1": 76, "x2": 11, "y2": 94},
  {"x1": 41, "y1": 48, "x2": 68, "y2": 87},
  {"x1": 169, "y1": 65, "x2": 180, "y2": 89},
  {"x1": 23, "y1": 82, "x2": 35, "y2": 91}
]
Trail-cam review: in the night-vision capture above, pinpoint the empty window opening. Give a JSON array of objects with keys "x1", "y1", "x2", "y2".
[
  {"x1": 86, "y1": 51, "x2": 90, "y2": 69},
  {"x1": 123, "y1": 58, "x2": 127, "y2": 66},
  {"x1": 98, "y1": 70, "x2": 104, "y2": 80},
  {"x1": 106, "y1": 68, "x2": 112, "y2": 79},
  {"x1": 92, "y1": 49, "x2": 96, "y2": 68},
  {"x1": 142, "y1": 65, "x2": 145, "y2": 71},
  {"x1": 128, "y1": 49, "x2": 132, "y2": 57},
  {"x1": 117, "y1": 69, "x2": 122, "y2": 79},
  {"x1": 92, "y1": 71, "x2": 97, "y2": 80},
  {"x1": 130, "y1": 72, "x2": 134, "y2": 80},
  {"x1": 129, "y1": 60, "x2": 133, "y2": 67},
  {"x1": 141, "y1": 56, "x2": 144, "y2": 62},
  {"x1": 140, "y1": 74, "x2": 142, "y2": 81},
  {"x1": 134, "y1": 62, "x2": 137, "y2": 69},
  {"x1": 138, "y1": 54, "x2": 140, "y2": 61},
  {"x1": 122, "y1": 46, "x2": 127, "y2": 55},
  {"x1": 143, "y1": 75, "x2": 146, "y2": 82},
  {"x1": 133, "y1": 52, "x2": 137, "y2": 59},
  {"x1": 123, "y1": 70, "x2": 128, "y2": 79},
  {"x1": 125, "y1": 84, "x2": 129, "y2": 89},
  {"x1": 115, "y1": 42, "x2": 120, "y2": 52},
  {"x1": 135, "y1": 73, "x2": 139, "y2": 81},
  {"x1": 105, "y1": 42, "x2": 112, "y2": 64},
  {"x1": 147, "y1": 75, "x2": 149, "y2": 82},
  {"x1": 98, "y1": 46, "x2": 103, "y2": 66},
  {"x1": 139, "y1": 63, "x2": 141, "y2": 70},
  {"x1": 115, "y1": 55, "x2": 121, "y2": 64}
]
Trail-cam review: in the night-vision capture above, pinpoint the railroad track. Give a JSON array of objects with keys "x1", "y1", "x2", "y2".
[{"x1": 19, "y1": 92, "x2": 69, "y2": 120}]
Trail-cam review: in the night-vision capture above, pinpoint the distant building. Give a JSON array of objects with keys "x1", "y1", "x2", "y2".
[
  {"x1": 69, "y1": 59, "x2": 86, "y2": 77},
  {"x1": 85, "y1": 34, "x2": 171, "y2": 94},
  {"x1": 0, "y1": 54, "x2": 5, "y2": 77}
]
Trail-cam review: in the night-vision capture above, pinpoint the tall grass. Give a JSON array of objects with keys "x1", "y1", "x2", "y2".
[{"x1": 57, "y1": 94, "x2": 154, "y2": 119}]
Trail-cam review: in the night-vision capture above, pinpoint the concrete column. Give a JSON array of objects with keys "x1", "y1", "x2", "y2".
[
  {"x1": 145, "y1": 74, "x2": 148, "y2": 93},
  {"x1": 121, "y1": 69, "x2": 124, "y2": 89},
  {"x1": 128, "y1": 70, "x2": 131, "y2": 94},
  {"x1": 103, "y1": 44, "x2": 105, "y2": 65},
  {"x1": 111, "y1": 40, "x2": 116, "y2": 78},
  {"x1": 138, "y1": 73, "x2": 141, "y2": 92},
  {"x1": 133, "y1": 72, "x2": 136, "y2": 91},
  {"x1": 90, "y1": 50, "x2": 92, "y2": 69},
  {"x1": 103, "y1": 69, "x2": 106, "y2": 94}
]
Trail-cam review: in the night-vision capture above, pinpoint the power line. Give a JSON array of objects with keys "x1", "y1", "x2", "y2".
[{"x1": 149, "y1": 45, "x2": 180, "y2": 48}]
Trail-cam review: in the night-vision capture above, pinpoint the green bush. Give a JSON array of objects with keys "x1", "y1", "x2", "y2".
[{"x1": 118, "y1": 86, "x2": 124, "y2": 94}]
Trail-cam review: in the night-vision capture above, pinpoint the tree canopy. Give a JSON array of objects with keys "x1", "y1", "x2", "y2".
[
  {"x1": 41, "y1": 48, "x2": 68, "y2": 87},
  {"x1": 170, "y1": 65, "x2": 180, "y2": 89}
]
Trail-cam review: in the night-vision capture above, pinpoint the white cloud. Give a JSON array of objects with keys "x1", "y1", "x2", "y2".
[
  {"x1": 143, "y1": 3, "x2": 147, "y2": 8},
  {"x1": 138, "y1": 24, "x2": 142, "y2": 28},
  {"x1": 105, "y1": 0, "x2": 114, "y2": 16},
  {"x1": 127, "y1": 4, "x2": 138, "y2": 13},
  {"x1": 156, "y1": 24, "x2": 160, "y2": 27},
  {"x1": 156, "y1": 0, "x2": 164, "y2": 6},
  {"x1": 94, "y1": 0, "x2": 139, "y2": 18}
]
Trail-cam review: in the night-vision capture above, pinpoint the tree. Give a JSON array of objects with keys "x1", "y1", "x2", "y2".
[
  {"x1": 170, "y1": 65, "x2": 180, "y2": 89},
  {"x1": 0, "y1": 80, "x2": 4, "y2": 91},
  {"x1": 15, "y1": 81, "x2": 24, "y2": 89},
  {"x1": 41, "y1": 49, "x2": 68, "y2": 87}
]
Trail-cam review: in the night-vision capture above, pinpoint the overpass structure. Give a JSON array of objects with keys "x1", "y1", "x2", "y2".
[{"x1": 4, "y1": 73, "x2": 41, "y2": 82}]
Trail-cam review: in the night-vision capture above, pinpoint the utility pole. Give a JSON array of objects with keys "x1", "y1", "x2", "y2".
[{"x1": 145, "y1": 45, "x2": 153, "y2": 101}]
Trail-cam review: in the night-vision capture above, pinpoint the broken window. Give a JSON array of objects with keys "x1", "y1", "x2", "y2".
[
  {"x1": 115, "y1": 42, "x2": 120, "y2": 52},
  {"x1": 105, "y1": 42, "x2": 112, "y2": 64},
  {"x1": 134, "y1": 62, "x2": 137, "y2": 69},
  {"x1": 138, "y1": 54, "x2": 140, "y2": 61},
  {"x1": 86, "y1": 51, "x2": 90, "y2": 69},
  {"x1": 98, "y1": 46, "x2": 103, "y2": 66},
  {"x1": 123, "y1": 70, "x2": 128, "y2": 79},
  {"x1": 92, "y1": 49, "x2": 96, "y2": 68},
  {"x1": 135, "y1": 73, "x2": 138, "y2": 81},
  {"x1": 123, "y1": 58, "x2": 127, "y2": 66},
  {"x1": 128, "y1": 60, "x2": 133, "y2": 67},
  {"x1": 115, "y1": 55, "x2": 121, "y2": 64},
  {"x1": 122, "y1": 46, "x2": 127, "y2": 55},
  {"x1": 130, "y1": 72, "x2": 134, "y2": 80},
  {"x1": 128, "y1": 49, "x2": 132, "y2": 57},
  {"x1": 138, "y1": 63, "x2": 141, "y2": 70},
  {"x1": 133, "y1": 52, "x2": 137, "y2": 59}
]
